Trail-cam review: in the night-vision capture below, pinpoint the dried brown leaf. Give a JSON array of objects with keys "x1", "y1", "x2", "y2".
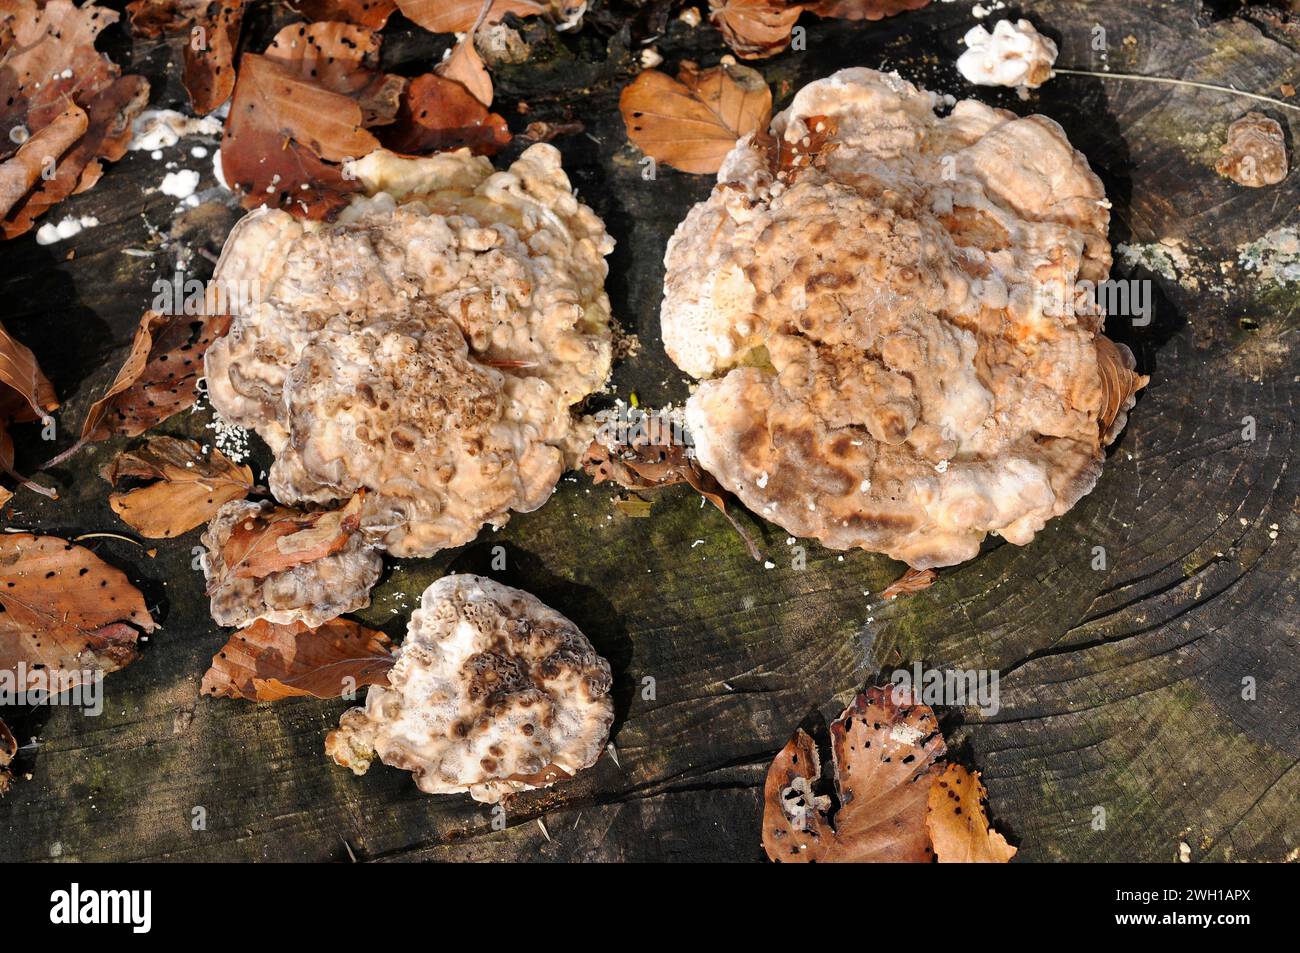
[
  {"x1": 437, "y1": 13, "x2": 494, "y2": 107},
  {"x1": 0, "y1": 533, "x2": 157, "y2": 692},
  {"x1": 125, "y1": 0, "x2": 246, "y2": 114},
  {"x1": 76, "y1": 310, "x2": 231, "y2": 449},
  {"x1": 395, "y1": 0, "x2": 543, "y2": 33},
  {"x1": 881, "y1": 565, "x2": 937, "y2": 600},
  {"x1": 0, "y1": 0, "x2": 150, "y2": 237},
  {"x1": 0, "y1": 319, "x2": 58, "y2": 493},
  {"x1": 216, "y1": 493, "x2": 365, "y2": 583},
  {"x1": 762, "y1": 686, "x2": 946, "y2": 862},
  {"x1": 620, "y1": 62, "x2": 772, "y2": 174},
  {"x1": 201, "y1": 616, "x2": 394, "y2": 701},
  {"x1": 263, "y1": 22, "x2": 406, "y2": 126},
  {"x1": 288, "y1": 0, "x2": 397, "y2": 31},
  {"x1": 1095, "y1": 336, "x2": 1148, "y2": 444},
  {"x1": 926, "y1": 763, "x2": 1017, "y2": 863},
  {"x1": 708, "y1": 0, "x2": 804, "y2": 60},
  {"x1": 103, "y1": 435, "x2": 254, "y2": 539},
  {"x1": 378, "y1": 73, "x2": 511, "y2": 155},
  {"x1": 0, "y1": 105, "x2": 87, "y2": 220},
  {"x1": 804, "y1": 0, "x2": 929, "y2": 20}
]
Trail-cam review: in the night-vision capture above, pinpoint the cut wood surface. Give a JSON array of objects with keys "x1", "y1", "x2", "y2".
[{"x1": 0, "y1": 0, "x2": 1295, "y2": 862}]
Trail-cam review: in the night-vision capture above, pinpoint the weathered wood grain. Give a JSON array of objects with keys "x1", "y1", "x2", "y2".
[{"x1": 0, "y1": 0, "x2": 1295, "y2": 862}]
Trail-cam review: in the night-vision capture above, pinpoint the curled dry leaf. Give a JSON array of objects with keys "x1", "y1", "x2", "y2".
[
  {"x1": 620, "y1": 61, "x2": 772, "y2": 174},
  {"x1": 708, "y1": 0, "x2": 804, "y2": 60},
  {"x1": 0, "y1": 320, "x2": 58, "y2": 495},
  {"x1": 437, "y1": 0, "x2": 496, "y2": 107},
  {"x1": 394, "y1": 0, "x2": 544, "y2": 33},
  {"x1": 0, "y1": 0, "x2": 150, "y2": 238},
  {"x1": 804, "y1": 0, "x2": 930, "y2": 20},
  {"x1": 103, "y1": 435, "x2": 254, "y2": 539},
  {"x1": 288, "y1": 0, "x2": 398, "y2": 31},
  {"x1": 125, "y1": 0, "x2": 246, "y2": 115},
  {"x1": 213, "y1": 493, "x2": 365, "y2": 585},
  {"x1": 762, "y1": 686, "x2": 946, "y2": 862},
  {"x1": 64, "y1": 310, "x2": 230, "y2": 460},
  {"x1": 201, "y1": 616, "x2": 394, "y2": 701},
  {"x1": 378, "y1": 73, "x2": 511, "y2": 155},
  {"x1": 0, "y1": 716, "x2": 15, "y2": 795},
  {"x1": 0, "y1": 534, "x2": 158, "y2": 692},
  {"x1": 1094, "y1": 336, "x2": 1148, "y2": 444},
  {"x1": 926, "y1": 763, "x2": 1017, "y2": 863},
  {"x1": 0, "y1": 105, "x2": 88, "y2": 221},
  {"x1": 881, "y1": 565, "x2": 937, "y2": 600},
  {"x1": 582, "y1": 429, "x2": 761, "y2": 560}
]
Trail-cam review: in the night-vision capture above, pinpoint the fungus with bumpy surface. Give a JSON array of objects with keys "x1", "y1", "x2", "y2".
[
  {"x1": 957, "y1": 19, "x2": 1058, "y2": 94},
  {"x1": 204, "y1": 143, "x2": 615, "y2": 561},
  {"x1": 661, "y1": 68, "x2": 1146, "y2": 569},
  {"x1": 327, "y1": 574, "x2": 614, "y2": 803}
]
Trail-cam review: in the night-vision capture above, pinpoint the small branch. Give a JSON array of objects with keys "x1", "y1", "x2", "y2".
[{"x1": 1053, "y1": 68, "x2": 1300, "y2": 113}]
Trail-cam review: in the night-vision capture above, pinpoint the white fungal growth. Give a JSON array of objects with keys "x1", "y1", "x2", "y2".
[{"x1": 957, "y1": 19, "x2": 1058, "y2": 91}]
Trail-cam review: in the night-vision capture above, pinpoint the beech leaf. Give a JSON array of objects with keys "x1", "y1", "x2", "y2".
[
  {"x1": 708, "y1": 0, "x2": 804, "y2": 60},
  {"x1": 125, "y1": 0, "x2": 247, "y2": 114},
  {"x1": 288, "y1": 0, "x2": 398, "y2": 31},
  {"x1": 0, "y1": 534, "x2": 157, "y2": 692},
  {"x1": 394, "y1": 0, "x2": 544, "y2": 34},
  {"x1": 0, "y1": 319, "x2": 58, "y2": 494},
  {"x1": 201, "y1": 617, "x2": 394, "y2": 701},
  {"x1": 436, "y1": 0, "x2": 496, "y2": 108},
  {"x1": 379, "y1": 74, "x2": 511, "y2": 155},
  {"x1": 214, "y1": 493, "x2": 365, "y2": 585},
  {"x1": 881, "y1": 566, "x2": 937, "y2": 600},
  {"x1": 620, "y1": 61, "x2": 772, "y2": 175},
  {"x1": 103, "y1": 435, "x2": 254, "y2": 539},
  {"x1": 762, "y1": 686, "x2": 946, "y2": 862},
  {"x1": 926, "y1": 763, "x2": 1017, "y2": 863}
]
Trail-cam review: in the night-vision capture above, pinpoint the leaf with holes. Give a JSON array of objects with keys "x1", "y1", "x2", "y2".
[
  {"x1": 926, "y1": 763, "x2": 1016, "y2": 863},
  {"x1": 74, "y1": 310, "x2": 231, "y2": 452},
  {"x1": 620, "y1": 61, "x2": 771, "y2": 174},
  {"x1": 125, "y1": 0, "x2": 247, "y2": 114},
  {"x1": 288, "y1": 0, "x2": 397, "y2": 31},
  {"x1": 201, "y1": 616, "x2": 394, "y2": 701},
  {"x1": 103, "y1": 435, "x2": 254, "y2": 539},
  {"x1": 762, "y1": 686, "x2": 946, "y2": 862},
  {"x1": 0, "y1": 534, "x2": 157, "y2": 692}
]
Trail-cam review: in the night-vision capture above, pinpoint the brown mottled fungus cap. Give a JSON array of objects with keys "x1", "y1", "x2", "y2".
[
  {"x1": 204, "y1": 144, "x2": 615, "y2": 560},
  {"x1": 327, "y1": 574, "x2": 614, "y2": 803},
  {"x1": 662, "y1": 68, "x2": 1146, "y2": 568}
]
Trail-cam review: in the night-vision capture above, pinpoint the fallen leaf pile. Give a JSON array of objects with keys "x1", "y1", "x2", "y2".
[
  {"x1": 762, "y1": 685, "x2": 1016, "y2": 862},
  {"x1": 0, "y1": 533, "x2": 158, "y2": 691},
  {"x1": 125, "y1": 0, "x2": 247, "y2": 114},
  {"x1": 207, "y1": 493, "x2": 365, "y2": 586},
  {"x1": 708, "y1": 0, "x2": 930, "y2": 60},
  {"x1": 582, "y1": 427, "x2": 761, "y2": 559},
  {"x1": 201, "y1": 616, "x2": 394, "y2": 701},
  {"x1": 0, "y1": 0, "x2": 150, "y2": 238},
  {"x1": 103, "y1": 435, "x2": 254, "y2": 539},
  {"x1": 0, "y1": 718, "x2": 16, "y2": 795},
  {"x1": 0, "y1": 320, "x2": 57, "y2": 500},
  {"x1": 620, "y1": 61, "x2": 772, "y2": 174}
]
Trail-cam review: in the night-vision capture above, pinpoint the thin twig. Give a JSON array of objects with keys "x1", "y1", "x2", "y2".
[{"x1": 1054, "y1": 68, "x2": 1300, "y2": 113}]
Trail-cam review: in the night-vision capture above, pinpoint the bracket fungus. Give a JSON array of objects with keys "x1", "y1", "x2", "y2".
[
  {"x1": 327, "y1": 574, "x2": 614, "y2": 803},
  {"x1": 204, "y1": 144, "x2": 614, "y2": 571},
  {"x1": 661, "y1": 68, "x2": 1146, "y2": 568}
]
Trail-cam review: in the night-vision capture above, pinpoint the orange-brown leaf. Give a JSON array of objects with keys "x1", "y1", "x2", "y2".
[
  {"x1": 125, "y1": 0, "x2": 247, "y2": 114},
  {"x1": 926, "y1": 763, "x2": 1017, "y2": 863},
  {"x1": 201, "y1": 617, "x2": 395, "y2": 701},
  {"x1": 288, "y1": 0, "x2": 397, "y2": 30},
  {"x1": 379, "y1": 73, "x2": 511, "y2": 156},
  {"x1": 263, "y1": 21, "x2": 406, "y2": 126},
  {"x1": 0, "y1": 319, "x2": 58, "y2": 487},
  {"x1": 438, "y1": 25, "x2": 493, "y2": 107},
  {"x1": 0, "y1": 534, "x2": 157, "y2": 692},
  {"x1": 218, "y1": 494, "x2": 365, "y2": 583},
  {"x1": 762, "y1": 686, "x2": 946, "y2": 862},
  {"x1": 0, "y1": 0, "x2": 150, "y2": 237},
  {"x1": 708, "y1": 0, "x2": 805, "y2": 60},
  {"x1": 0, "y1": 105, "x2": 88, "y2": 220},
  {"x1": 0, "y1": 717, "x2": 15, "y2": 795},
  {"x1": 79, "y1": 310, "x2": 231, "y2": 446},
  {"x1": 805, "y1": 0, "x2": 929, "y2": 20},
  {"x1": 620, "y1": 62, "x2": 771, "y2": 175},
  {"x1": 881, "y1": 565, "x2": 937, "y2": 600},
  {"x1": 103, "y1": 435, "x2": 254, "y2": 539},
  {"x1": 395, "y1": 0, "x2": 544, "y2": 33}
]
